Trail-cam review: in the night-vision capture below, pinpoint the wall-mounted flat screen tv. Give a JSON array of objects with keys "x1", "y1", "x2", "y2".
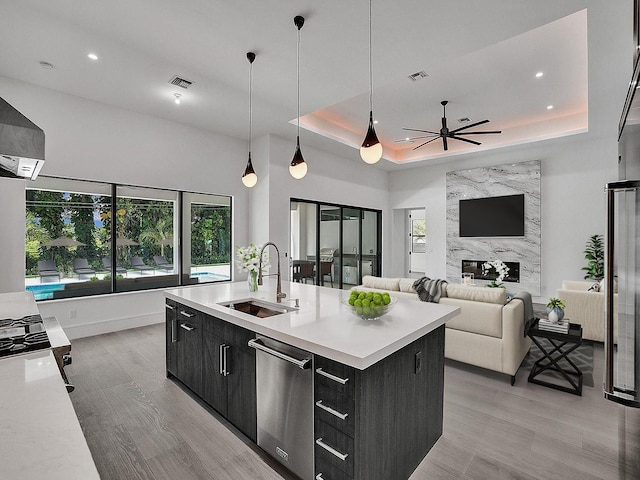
[{"x1": 459, "y1": 194, "x2": 525, "y2": 237}]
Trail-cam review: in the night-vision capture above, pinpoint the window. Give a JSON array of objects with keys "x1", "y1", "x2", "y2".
[
  {"x1": 25, "y1": 177, "x2": 231, "y2": 300},
  {"x1": 183, "y1": 193, "x2": 232, "y2": 284}
]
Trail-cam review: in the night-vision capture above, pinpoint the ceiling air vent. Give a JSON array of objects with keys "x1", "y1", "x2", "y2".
[
  {"x1": 407, "y1": 70, "x2": 428, "y2": 82},
  {"x1": 458, "y1": 117, "x2": 471, "y2": 123},
  {"x1": 169, "y1": 76, "x2": 194, "y2": 89}
]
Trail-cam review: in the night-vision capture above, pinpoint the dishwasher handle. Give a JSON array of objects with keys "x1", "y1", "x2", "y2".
[{"x1": 248, "y1": 338, "x2": 311, "y2": 369}]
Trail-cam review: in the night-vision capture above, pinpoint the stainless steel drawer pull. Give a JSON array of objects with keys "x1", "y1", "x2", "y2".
[
  {"x1": 171, "y1": 320, "x2": 178, "y2": 343},
  {"x1": 165, "y1": 304, "x2": 175, "y2": 311},
  {"x1": 316, "y1": 438, "x2": 348, "y2": 461},
  {"x1": 180, "y1": 310, "x2": 195, "y2": 318},
  {"x1": 248, "y1": 338, "x2": 311, "y2": 369},
  {"x1": 316, "y1": 368, "x2": 349, "y2": 385},
  {"x1": 315, "y1": 400, "x2": 348, "y2": 420},
  {"x1": 316, "y1": 474, "x2": 324, "y2": 480},
  {"x1": 180, "y1": 323, "x2": 195, "y2": 331}
]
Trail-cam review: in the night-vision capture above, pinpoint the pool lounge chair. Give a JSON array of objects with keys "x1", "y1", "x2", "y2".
[
  {"x1": 153, "y1": 255, "x2": 174, "y2": 272},
  {"x1": 73, "y1": 258, "x2": 96, "y2": 277},
  {"x1": 101, "y1": 257, "x2": 127, "y2": 276},
  {"x1": 131, "y1": 256, "x2": 154, "y2": 274},
  {"x1": 38, "y1": 260, "x2": 61, "y2": 283}
]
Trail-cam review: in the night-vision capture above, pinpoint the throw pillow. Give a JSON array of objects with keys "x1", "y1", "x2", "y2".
[{"x1": 587, "y1": 282, "x2": 600, "y2": 292}]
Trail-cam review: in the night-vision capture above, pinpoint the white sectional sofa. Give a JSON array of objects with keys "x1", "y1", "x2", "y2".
[
  {"x1": 355, "y1": 276, "x2": 531, "y2": 384},
  {"x1": 557, "y1": 280, "x2": 617, "y2": 342}
]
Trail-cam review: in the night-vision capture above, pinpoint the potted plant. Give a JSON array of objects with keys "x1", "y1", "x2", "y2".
[
  {"x1": 582, "y1": 234, "x2": 604, "y2": 281},
  {"x1": 546, "y1": 297, "x2": 566, "y2": 323}
]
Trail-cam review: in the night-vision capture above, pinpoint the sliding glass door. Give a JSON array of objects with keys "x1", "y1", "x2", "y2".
[{"x1": 291, "y1": 199, "x2": 381, "y2": 289}]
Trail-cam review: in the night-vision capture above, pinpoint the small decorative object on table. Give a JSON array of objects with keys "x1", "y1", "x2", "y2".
[
  {"x1": 538, "y1": 317, "x2": 570, "y2": 334},
  {"x1": 344, "y1": 289, "x2": 397, "y2": 320},
  {"x1": 546, "y1": 297, "x2": 565, "y2": 323},
  {"x1": 482, "y1": 259, "x2": 509, "y2": 288},
  {"x1": 461, "y1": 272, "x2": 474, "y2": 285},
  {"x1": 236, "y1": 243, "x2": 269, "y2": 292}
]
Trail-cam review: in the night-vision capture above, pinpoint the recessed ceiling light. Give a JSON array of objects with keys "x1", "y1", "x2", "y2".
[
  {"x1": 87, "y1": 53, "x2": 98, "y2": 60},
  {"x1": 535, "y1": 72, "x2": 544, "y2": 78},
  {"x1": 405, "y1": 137, "x2": 410, "y2": 141},
  {"x1": 373, "y1": 120, "x2": 378, "y2": 124},
  {"x1": 547, "y1": 105, "x2": 554, "y2": 110},
  {"x1": 173, "y1": 93, "x2": 182, "y2": 105},
  {"x1": 39, "y1": 61, "x2": 54, "y2": 69}
]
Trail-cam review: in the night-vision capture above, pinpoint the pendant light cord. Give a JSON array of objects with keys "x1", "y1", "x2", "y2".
[
  {"x1": 369, "y1": 0, "x2": 373, "y2": 112},
  {"x1": 249, "y1": 60, "x2": 253, "y2": 154},
  {"x1": 297, "y1": 26, "x2": 301, "y2": 138}
]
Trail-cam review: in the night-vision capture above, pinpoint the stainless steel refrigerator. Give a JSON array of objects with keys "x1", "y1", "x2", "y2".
[{"x1": 603, "y1": 13, "x2": 640, "y2": 475}]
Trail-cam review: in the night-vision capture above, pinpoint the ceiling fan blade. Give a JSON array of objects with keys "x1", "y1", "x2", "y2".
[
  {"x1": 394, "y1": 135, "x2": 439, "y2": 143},
  {"x1": 449, "y1": 135, "x2": 481, "y2": 146},
  {"x1": 402, "y1": 127, "x2": 440, "y2": 135},
  {"x1": 411, "y1": 137, "x2": 441, "y2": 150},
  {"x1": 454, "y1": 130, "x2": 502, "y2": 135},
  {"x1": 449, "y1": 119, "x2": 490, "y2": 133},
  {"x1": 442, "y1": 136, "x2": 448, "y2": 151}
]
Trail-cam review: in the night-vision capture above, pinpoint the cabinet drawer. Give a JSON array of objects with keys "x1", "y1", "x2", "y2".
[
  {"x1": 315, "y1": 384, "x2": 355, "y2": 437},
  {"x1": 177, "y1": 304, "x2": 199, "y2": 323},
  {"x1": 315, "y1": 421, "x2": 354, "y2": 477},
  {"x1": 315, "y1": 458, "x2": 353, "y2": 480},
  {"x1": 315, "y1": 356, "x2": 355, "y2": 397}
]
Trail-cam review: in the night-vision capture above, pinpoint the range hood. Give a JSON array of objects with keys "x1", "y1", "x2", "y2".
[{"x1": 0, "y1": 97, "x2": 45, "y2": 180}]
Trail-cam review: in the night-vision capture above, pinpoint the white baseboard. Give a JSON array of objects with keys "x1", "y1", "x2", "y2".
[{"x1": 63, "y1": 312, "x2": 164, "y2": 340}]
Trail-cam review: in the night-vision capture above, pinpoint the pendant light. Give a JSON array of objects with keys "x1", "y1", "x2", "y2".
[
  {"x1": 241, "y1": 52, "x2": 258, "y2": 188},
  {"x1": 360, "y1": 0, "x2": 383, "y2": 164},
  {"x1": 289, "y1": 15, "x2": 308, "y2": 180}
]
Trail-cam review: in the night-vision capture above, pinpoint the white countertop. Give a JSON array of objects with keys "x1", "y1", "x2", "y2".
[
  {"x1": 0, "y1": 350, "x2": 100, "y2": 480},
  {"x1": 0, "y1": 291, "x2": 39, "y2": 318},
  {"x1": 166, "y1": 279, "x2": 460, "y2": 369}
]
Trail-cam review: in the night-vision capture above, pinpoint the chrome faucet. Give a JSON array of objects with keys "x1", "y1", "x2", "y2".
[{"x1": 258, "y1": 242, "x2": 286, "y2": 303}]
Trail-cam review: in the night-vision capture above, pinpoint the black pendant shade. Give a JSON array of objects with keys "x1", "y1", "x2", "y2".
[
  {"x1": 362, "y1": 111, "x2": 380, "y2": 148},
  {"x1": 289, "y1": 135, "x2": 307, "y2": 179}
]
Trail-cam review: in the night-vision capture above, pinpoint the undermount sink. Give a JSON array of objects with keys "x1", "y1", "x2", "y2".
[{"x1": 218, "y1": 299, "x2": 298, "y2": 318}]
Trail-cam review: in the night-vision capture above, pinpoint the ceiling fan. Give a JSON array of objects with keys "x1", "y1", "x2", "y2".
[{"x1": 399, "y1": 100, "x2": 501, "y2": 151}]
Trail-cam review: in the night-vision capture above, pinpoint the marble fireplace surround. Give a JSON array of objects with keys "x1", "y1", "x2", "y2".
[{"x1": 446, "y1": 160, "x2": 541, "y2": 296}]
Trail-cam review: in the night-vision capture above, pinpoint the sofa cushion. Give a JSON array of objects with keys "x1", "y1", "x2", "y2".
[
  {"x1": 351, "y1": 286, "x2": 418, "y2": 301},
  {"x1": 440, "y1": 297, "x2": 503, "y2": 338},
  {"x1": 362, "y1": 275, "x2": 400, "y2": 291},
  {"x1": 398, "y1": 278, "x2": 417, "y2": 293},
  {"x1": 446, "y1": 284, "x2": 506, "y2": 305}
]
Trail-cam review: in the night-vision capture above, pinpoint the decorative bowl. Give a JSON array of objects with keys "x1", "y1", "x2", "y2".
[{"x1": 342, "y1": 294, "x2": 397, "y2": 321}]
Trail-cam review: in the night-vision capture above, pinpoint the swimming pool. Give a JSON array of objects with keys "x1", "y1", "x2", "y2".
[
  {"x1": 26, "y1": 283, "x2": 66, "y2": 301},
  {"x1": 191, "y1": 272, "x2": 231, "y2": 282}
]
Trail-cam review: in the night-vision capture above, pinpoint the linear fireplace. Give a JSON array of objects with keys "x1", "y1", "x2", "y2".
[{"x1": 461, "y1": 260, "x2": 520, "y2": 283}]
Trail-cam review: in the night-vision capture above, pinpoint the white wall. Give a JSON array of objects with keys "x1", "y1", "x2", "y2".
[
  {"x1": 0, "y1": 177, "x2": 26, "y2": 293},
  {"x1": 0, "y1": 76, "x2": 250, "y2": 337},
  {"x1": 389, "y1": 134, "x2": 618, "y2": 301}
]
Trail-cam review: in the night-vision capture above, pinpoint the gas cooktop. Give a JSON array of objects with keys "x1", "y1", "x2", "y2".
[{"x1": 0, "y1": 314, "x2": 51, "y2": 358}]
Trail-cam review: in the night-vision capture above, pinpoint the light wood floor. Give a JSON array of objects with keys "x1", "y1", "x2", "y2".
[{"x1": 66, "y1": 323, "x2": 627, "y2": 480}]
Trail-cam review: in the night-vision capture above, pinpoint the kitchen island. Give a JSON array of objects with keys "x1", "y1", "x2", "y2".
[{"x1": 165, "y1": 279, "x2": 459, "y2": 480}]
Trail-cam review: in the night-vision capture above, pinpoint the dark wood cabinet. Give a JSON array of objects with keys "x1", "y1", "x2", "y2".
[
  {"x1": 175, "y1": 304, "x2": 202, "y2": 395},
  {"x1": 166, "y1": 301, "x2": 256, "y2": 443},
  {"x1": 165, "y1": 300, "x2": 178, "y2": 377},
  {"x1": 201, "y1": 313, "x2": 256, "y2": 442},
  {"x1": 314, "y1": 325, "x2": 445, "y2": 480}
]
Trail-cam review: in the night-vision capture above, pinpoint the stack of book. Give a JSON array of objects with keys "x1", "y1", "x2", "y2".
[{"x1": 538, "y1": 318, "x2": 570, "y2": 334}]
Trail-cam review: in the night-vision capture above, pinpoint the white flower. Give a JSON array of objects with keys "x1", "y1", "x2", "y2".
[
  {"x1": 236, "y1": 243, "x2": 270, "y2": 274},
  {"x1": 482, "y1": 259, "x2": 510, "y2": 283}
]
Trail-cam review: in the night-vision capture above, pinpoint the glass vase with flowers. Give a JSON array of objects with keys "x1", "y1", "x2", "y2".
[
  {"x1": 236, "y1": 243, "x2": 269, "y2": 292},
  {"x1": 482, "y1": 259, "x2": 510, "y2": 288}
]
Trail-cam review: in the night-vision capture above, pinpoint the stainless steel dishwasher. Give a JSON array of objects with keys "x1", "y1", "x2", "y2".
[{"x1": 248, "y1": 335, "x2": 314, "y2": 480}]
